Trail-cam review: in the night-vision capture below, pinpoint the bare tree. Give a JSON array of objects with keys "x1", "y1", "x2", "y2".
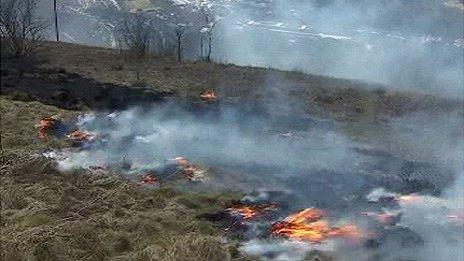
[
  {"x1": 197, "y1": 1, "x2": 217, "y2": 62},
  {"x1": 117, "y1": 12, "x2": 152, "y2": 82},
  {"x1": 148, "y1": 18, "x2": 175, "y2": 56},
  {"x1": 0, "y1": 0, "x2": 47, "y2": 56},
  {"x1": 120, "y1": 12, "x2": 151, "y2": 58},
  {"x1": 175, "y1": 24, "x2": 186, "y2": 62}
]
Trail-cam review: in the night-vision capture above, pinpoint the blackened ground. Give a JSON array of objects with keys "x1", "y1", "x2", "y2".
[
  {"x1": 2, "y1": 40, "x2": 462, "y2": 120},
  {"x1": 1, "y1": 55, "x2": 171, "y2": 110}
]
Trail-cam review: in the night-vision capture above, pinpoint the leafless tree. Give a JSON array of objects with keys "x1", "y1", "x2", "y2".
[
  {"x1": 117, "y1": 12, "x2": 152, "y2": 82},
  {"x1": 148, "y1": 18, "x2": 175, "y2": 56},
  {"x1": 119, "y1": 12, "x2": 151, "y2": 58},
  {"x1": 175, "y1": 24, "x2": 186, "y2": 62},
  {"x1": 0, "y1": 0, "x2": 47, "y2": 56},
  {"x1": 197, "y1": 1, "x2": 216, "y2": 62}
]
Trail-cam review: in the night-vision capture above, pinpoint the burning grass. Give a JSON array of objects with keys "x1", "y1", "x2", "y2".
[
  {"x1": 139, "y1": 172, "x2": 158, "y2": 185},
  {"x1": 0, "y1": 98, "x2": 242, "y2": 260},
  {"x1": 37, "y1": 116, "x2": 59, "y2": 139},
  {"x1": 271, "y1": 208, "x2": 362, "y2": 244},
  {"x1": 200, "y1": 90, "x2": 217, "y2": 102},
  {"x1": 66, "y1": 129, "x2": 96, "y2": 142},
  {"x1": 172, "y1": 157, "x2": 208, "y2": 181},
  {"x1": 0, "y1": 157, "x2": 238, "y2": 260},
  {"x1": 1, "y1": 98, "x2": 78, "y2": 157},
  {"x1": 226, "y1": 203, "x2": 278, "y2": 220}
]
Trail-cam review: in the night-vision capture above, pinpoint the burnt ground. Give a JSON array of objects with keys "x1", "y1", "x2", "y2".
[
  {"x1": 2, "y1": 41, "x2": 462, "y2": 119},
  {"x1": 1, "y1": 55, "x2": 170, "y2": 110}
]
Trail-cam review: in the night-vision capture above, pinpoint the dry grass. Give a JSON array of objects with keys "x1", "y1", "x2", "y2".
[
  {"x1": 0, "y1": 98, "x2": 79, "y2": 158},
  {"x1": 31, "y1": 41, "x2": 462, "y2": 121},
  {"x1": 0, "y1": 98, "x2": 242, "y2": 260}
]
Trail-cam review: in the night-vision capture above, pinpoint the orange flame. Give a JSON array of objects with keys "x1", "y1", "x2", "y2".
[
  {"x1": 200, "y1": 90, "x2": 217, "y2": 102},
  {"x1": 271, "y1": 208, "x2": 362, "y2": 244},
  {"x1": 67, "y1": 130, "x2": 95, "y2": 142},
  {"x1": 139, "y1": 173, "x2": 158, "y2": 185},
  {"x1": 227, "y1": 203, "x2": 277, "y2": 220},
  {"x1": 173, "y1": 157, "x2": 206, "y2": 181},
  {"x1": 37, "y1": 117, "x2": 57, "y2": 139}
]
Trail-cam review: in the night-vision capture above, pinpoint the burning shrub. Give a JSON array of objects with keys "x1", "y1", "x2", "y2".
[
  {"x1": 271, "y1": 208, "x2": 362, "y2": 244},
  {"x1": 200, "y1": 90, "x2": 217, "y2": 102}
]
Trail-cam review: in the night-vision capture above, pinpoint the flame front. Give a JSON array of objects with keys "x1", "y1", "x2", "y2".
[
  {"x1": 271, "y1": 208, "x2": 362, "y2": 244},
  {"x1": 228, "y1": 206, "x2": 259, "y2": 220},
  {"x1": 227, "y1": 203, "x2": 277, "y2": 220}
]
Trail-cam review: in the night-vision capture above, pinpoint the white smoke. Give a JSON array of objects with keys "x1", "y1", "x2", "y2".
[{"x1": 42, "y1": 100, "x2": 463, "y2": 260}]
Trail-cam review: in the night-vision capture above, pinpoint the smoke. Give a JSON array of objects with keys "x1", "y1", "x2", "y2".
[
  {"x1": 361, "y1": 175, "x2": 464, "y2": 261},
  {"x1": 33, "y1": 1, "x2": 464, "y2": 259},
  {"x1": 395, "y1": 181, "x2": 464, "y2": 261},
  {"x1": 54, "y1": 101, "x2": 367, "y2": 199},
  {"x1": 45, "y1": 94, "x2": 463, "y2": 260},
  {"x1": 35, "y1": 0, "x2": 464, "y2": 97},
  {"x1": 213, "y1": 0, "x2": 464, "y2": 97}
]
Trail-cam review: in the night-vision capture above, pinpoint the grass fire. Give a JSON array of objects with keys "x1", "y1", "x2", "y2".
[
  {"x1": 227, "y1": 203, "x2": 277, "y2": 220},
  {"x1": 1, "y1": 2, "x2": 462, "y2": 259},
  {"x1": 270, "y1": 208, "x2": 362, "y2": 244},
  {"x1": 200, "y1": 90, "x2": 217, "y2": 102},
  {"x1": 37, "y1": 116, "x2": 59, "y2": 139}
]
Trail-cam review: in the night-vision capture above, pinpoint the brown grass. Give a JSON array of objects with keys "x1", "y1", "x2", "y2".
[
  {"x1": 0, "y1": 98, "x2": 79, "y2": 159},
  {"x1": 0, "y1": 98, "x2": 242, "y2": 260}
]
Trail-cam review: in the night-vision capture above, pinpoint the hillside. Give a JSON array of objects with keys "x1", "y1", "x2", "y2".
[
  {"x1": 1, "y1": 41, "x2": 463, "y2": 261},
  {"x1": 2, "y1": 41, "x2": 461, "y2": 120}
]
